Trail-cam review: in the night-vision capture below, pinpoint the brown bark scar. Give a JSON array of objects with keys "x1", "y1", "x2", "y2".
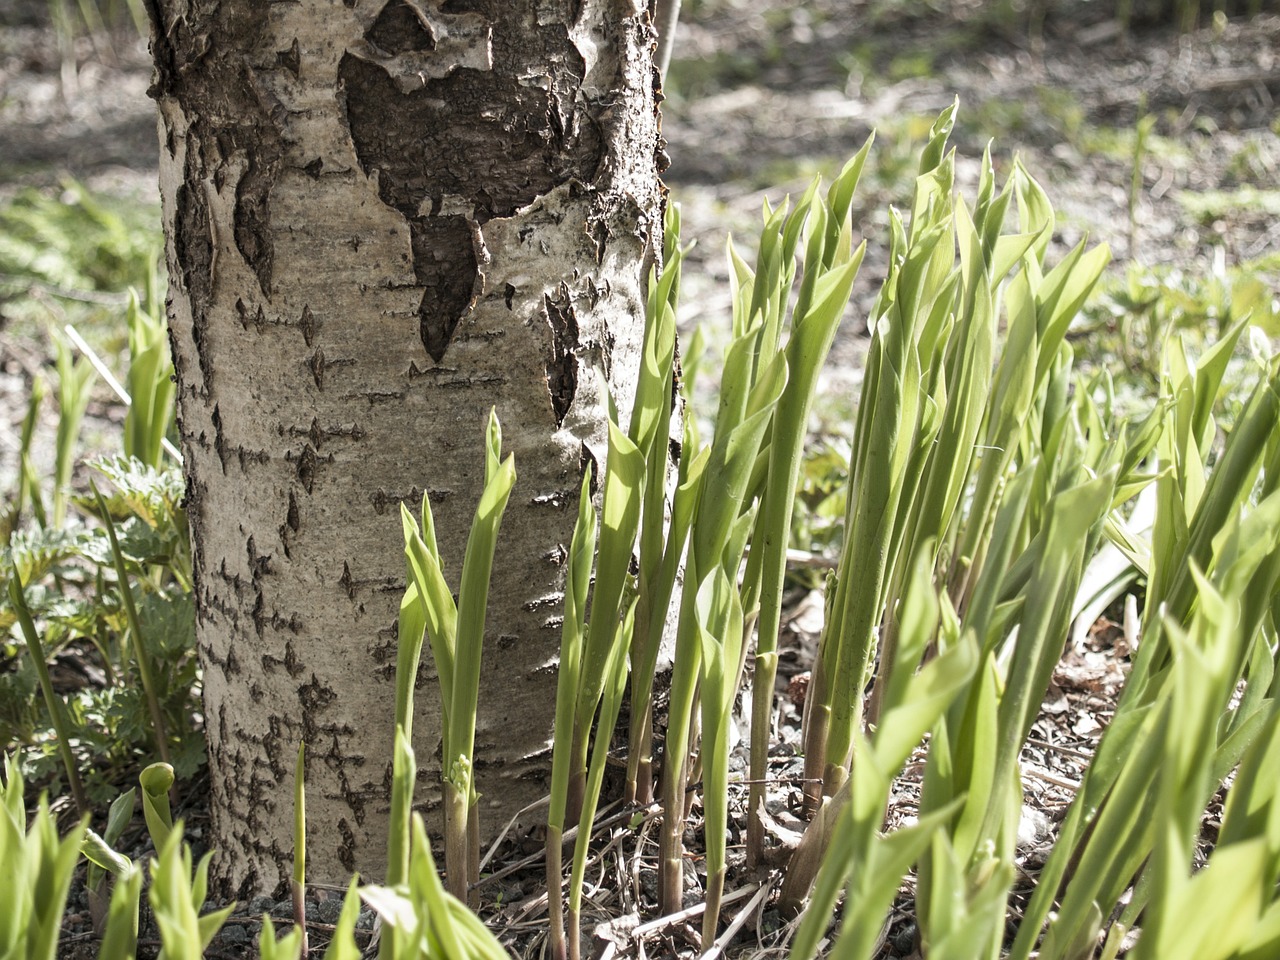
[{"x1": 338, "y1": 5, "x2": 601, "y2": 364}]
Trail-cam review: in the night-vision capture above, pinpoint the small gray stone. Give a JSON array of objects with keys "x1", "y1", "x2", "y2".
[
  {"x1": 315, "y1": 898, "x2": 345, "y2": 925},
  {"x1": 271, "y1": 899, "x2": 296, "y2": 920},
  {"x1": 220, "y1": 924, "x2": 250, "y2": 944}
]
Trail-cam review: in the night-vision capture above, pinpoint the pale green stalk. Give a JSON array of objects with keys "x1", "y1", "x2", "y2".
[
  {"x1": 140, "y1": 761, "x2": 174, "y2": 850},
  {"x1": 259, "y1": 917, "x2": 305, "y2": 960},
  {"x1": 800, "y1": 110, "x2": 960, "y2": 808},
  {"x1": 93, "y1": 481, "x2": 171, "y2": 766},
  {"x1": 96, "y1": 864, "x2": 143, "y2": 960},
  {"x1": 361, "y1": 814, "x2": 509, "y2": 960},
  {"x1": 625, "y1": 205, "x2": 682, "y2": 807},
  {"x1": 83, "y1": 787, "x2": 136, "y2": 932},
  {"x1": 0, "y1": 757, "x2": 88, "y2": 960},
  {"x1": 8, "y1": 561, "x2": 89, "y2": 817},
  {"x1": 293, "y1": 741, "x2": 309, "y2": 960},
  {"x1": 1009, "y1": 366, "x2": 1280, "y2": 960},
  {"x1": 566, "y1": 421, "x2": 643, "y2": 825},
  {"x1": 747, "y1": 145, "x2": 869, "y2": 865},
  {"x1": 658, "y1": 332, "x2": 785, "y2": 913},
  {"x1": 546, "y1": 470, "x2": 596, "y2": 960},
  {"x1": 789, "y1": 541, "x2": 975, "y2": 957},
  {"x1": 319, "y1": 880, "x2": 363, "y2": 960},
  {"x1": 13, "y1": 375, "x2": 47, "y2": 528},
  {"x1": 148, "y1": 822, "x2": 236, "y2": 960},
  {"x1": 696, "y1": 567, "x2": 744, "y2": 947},
  {"x1": 400, "y1": 410, "x2": 514, "y2": 902},
  {"x1": 380, "y1": 728, "x2": 416, "y2": 960},
  {"x1": 567, "y1": 609, "x2": 632, "y2": 960},
  {"x1": 805, "y1": 210, "x2": 945, "y2": 805},
  {"x1": 52, "y1": 332, "x2": 96, "y2": 528},
  {"x1": 628, "y1": 421, "x2": 707, "y2": 806},
  {"x1": 122, "y1": 292, "x2": 178, "y2": 468}
]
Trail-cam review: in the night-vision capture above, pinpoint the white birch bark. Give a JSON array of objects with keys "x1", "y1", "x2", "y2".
[{"x1": 149, "y1": 0, "x2": 664, "y2": 896}]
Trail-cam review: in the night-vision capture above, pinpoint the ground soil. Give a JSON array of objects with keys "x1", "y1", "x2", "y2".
[{"x1": 2, "y1": 1, "x2": 1278, "y2": 957}]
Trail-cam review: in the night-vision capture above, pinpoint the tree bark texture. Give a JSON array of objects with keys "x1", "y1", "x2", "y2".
[{"x1": 149, "y1": 0, "x2": 664, "y2": 897}]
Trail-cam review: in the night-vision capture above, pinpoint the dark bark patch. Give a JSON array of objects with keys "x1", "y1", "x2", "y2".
[
  {"x1": 247, "y1": 535, "x2": 272, "y2": 578},
  {"x1": 174, "y1": 181, "x2": 216, "y2": 394},
  {"x1": 211, "y1": 404, "x2": 230, "y2": 473},
  {"x1": 251, "y1": 588, "x2": 266, "y2": 637},
  {"x1": 174, "y1": 182, "x2": 213, "y2": 307},
  {"x1": 308, "y1": 347, "x2": 328, "y2": 390},
  {"x1": 286, "y1": 491, "x2": 300, "y2": 532},
  {"x1": 234, "y1": 157, "x2": 278, "y2": 297},
  {"x1": 235, "y1": 297, "x2": 265, "y2": 331},
  {"x1": 338, "y1": 29, "x2": 599, "y2": 220},
  {"x1": 367, "y1": 0, "x2": 437, "y2": 55},
  {"x1": 236, "y1": 447, "x2": 271, "y2": 472},
  {"x1": 262, "y1": 640, "x2": 306, "y2": 679},
  {"x1": 151, "y1": 8, "x2": 285, "y2": 298},
  {"x1": 337, "y1": 819, "x2": 357, "y2": 872},
  {"x1": 276, "y1": 38, "x2": 301, "y2": 77},
  {"x1": 299, "y1": 304, "x2": 319, "y2": 345},
  {"x1": 409, "y1": 216, "x2": 477, "y2": 362},
  {"x1": 298, "y1": 675, "x2": 338, "y2": 714},
  {"x1": 339, "y1": 11, "x2": 603, "y2": 361},
  {"x1": 369, "y1": 486, "x2": 430, "y2": 516},
  {"x1": 291, "y1": 444, "x2": 332, "y2": 493},
  {"x1": 543, "y1": 286, "x2": 578, "y2": 427}
]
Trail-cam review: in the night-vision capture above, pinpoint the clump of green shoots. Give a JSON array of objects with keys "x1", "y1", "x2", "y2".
[{"x1": 400, "y1": 409, "x2": 516, "y2": 903}]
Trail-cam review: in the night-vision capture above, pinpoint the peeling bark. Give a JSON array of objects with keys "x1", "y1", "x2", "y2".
[{"x1": 150, "y1": 0, "x2": 662, "y2": 897}]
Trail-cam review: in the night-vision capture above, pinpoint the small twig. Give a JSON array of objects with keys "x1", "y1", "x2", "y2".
[
  {"x1": 472, "y1": 797, "x2": 637, "y2": 891},
  {"x1": 1024, "y1": 736, "x2": 1096, "y2": 761},
  {"x1": 1024, "y1": 764, "x2": 1081, "y2": 792},
  {"x1": 653, "y1": 0, "x2": 681, "y2": 79},
  {"x1": 633, "y1": 884, "x2": 759, "y2": 939},
  {"x1": 477, "y1": 793, "x2": 549, "y2": 874},
  {"x1": 700, "y1": 880, "x2": 773, "y2": 960}
]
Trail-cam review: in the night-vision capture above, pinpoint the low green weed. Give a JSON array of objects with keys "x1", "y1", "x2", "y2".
[
  {"x1": 0, "y1": 182, "x2": 160, "y2": 331},
  {"x1": 1074, "y1": 252, "x2": 1280, "y2": 403},
  {"x1": 1, "y1": 189, "x2": 192, "y2": 803}
]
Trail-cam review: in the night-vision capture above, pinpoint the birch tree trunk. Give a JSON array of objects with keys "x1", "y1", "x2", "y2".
[{"x1": 148, "y1": 0, "x2": 664, "y2": 897}]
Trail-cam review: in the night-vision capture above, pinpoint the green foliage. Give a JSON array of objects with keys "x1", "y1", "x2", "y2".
[
  {"x1": 6, "y1": 109, "x2": 1280, "y2": 960},
  {"x1": 148, "y1": 822, "x2": 236, "y2": 960},
  {"x1": 0, "y1": 755, "x2": 86, "y2": 960},
  {"x1": 1, "y1": 456, "x2": 200, "y2": 802},
  {"x1": 1, "y1": 183, "x2": 195, "y2": 807},
  {"x1": 399, "y1": 411, "x2": 516, "y2": 903},
  {"x1": 0, "y1": 182, "x2": 160, "y2": 329},
  {"x1": 1077, "y1": 253, "x2": 1280, "y2": 399}
]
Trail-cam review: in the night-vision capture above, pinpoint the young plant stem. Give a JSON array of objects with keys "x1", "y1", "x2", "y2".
[
  {"x1": 658, "y1": 586, "x2": 701, "y2": 914},
  {"x1": 8, "y1": 562, "x2": 90, "y2": 818},
  {"x1": 568, "y1": 628, "x2": 631, "y2": 960},
  {"x1": 546, "y1": 470, "x2": 595, "y2": 960},
  {"x1": 93, "y1": 482, "x2": 171, "y2": 766},
  {"x1": 292, "y1": 741, "x2": 309, "y2": 960},
  {"x1": 445, "y1": 777, "x2": 470, "y2": 903}
]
